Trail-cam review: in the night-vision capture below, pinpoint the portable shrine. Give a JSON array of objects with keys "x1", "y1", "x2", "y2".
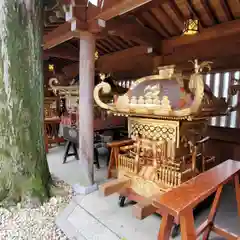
[{"x1": 93, "y1": 60, "x2": 232, "y2": 217}]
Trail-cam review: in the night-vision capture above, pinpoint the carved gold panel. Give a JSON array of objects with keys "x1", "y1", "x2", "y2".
[{"x1": 128, "y1": 117, "x2": 180, "y2": 147}]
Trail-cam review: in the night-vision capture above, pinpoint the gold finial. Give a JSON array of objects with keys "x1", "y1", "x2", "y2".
[
  {"x1": 99, "y1": 73, "x2": 106, "y2": 81},
  {"x1": 95, "y1": 51, "x2": 99, "y2": 60},
  {"x1": 189, "y1": 59, "x2": 213, "y2": 73},
  {"x1": 48, "y1": 64, "x2": 54, "y2": 72},
  {"x1": 99, "y1": 72, "x2": 111, "y2": 81}
]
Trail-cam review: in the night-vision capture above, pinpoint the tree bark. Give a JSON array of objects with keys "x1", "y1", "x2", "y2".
[{"x1": 0, "y1": 0, "x2": 51, "y2": 204}]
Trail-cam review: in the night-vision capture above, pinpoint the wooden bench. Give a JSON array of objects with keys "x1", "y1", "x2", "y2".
[{"x1": 152, "y1": 159, "x2": 240, "y2": 240}]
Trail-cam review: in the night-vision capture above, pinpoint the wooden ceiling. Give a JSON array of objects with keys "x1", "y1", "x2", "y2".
[{"x1": 43, "y1": 0, "x2": 240, "y2": 80}]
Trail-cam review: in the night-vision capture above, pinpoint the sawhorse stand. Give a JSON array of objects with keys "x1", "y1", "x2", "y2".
[{"x1": 63, "y1": 140, "x2": 100, "y2": 169}]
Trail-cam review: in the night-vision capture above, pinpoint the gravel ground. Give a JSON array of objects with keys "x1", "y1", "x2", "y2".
[{"x1": 0, "y1": 177, "x2": 72, "y2": 240}]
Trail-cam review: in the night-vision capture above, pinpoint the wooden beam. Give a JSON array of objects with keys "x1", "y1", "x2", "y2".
[
  {"x1": 98, "y1": 54, "x2": 155, "y2": 76},
  {"x1": 161, "y1": 35, "x2": 240, "y2": 65},
  {"x1": 103, "y1": 18, "x2": 161, "y2": 51},
  {"x1": 220, "y1": 0, "x2": 234, "y2": 21},
  {"x1": 87, "y1": 0, "x2": 153, "y2": 21},
  {"x1": 168, "y1": 0, "x2": 185, "y2": 23},
  {"x1": 162, "y1": 19, "x2": 240, "y2": 53},
  {"x1": 62, "y1": 1, "x2": 161, "y2": 48},
  {"x1": 64, "y1": 4, "x2": 104, "y2": 33},
  {"x1": 61, "y1": 46, "x2": 155, "y2": 77},
  {"x1": 155, "y1": 55, "x2": 240, "y2": 73},
  {"x1": 44, "y1": 43, "x2": 79, "y2": 61},
  {"x1": 186, "y1": 0, "x2": 207, "y2": 28},
  {"x1": 97, "y1": 45, "x2": 153, "y2": 69},
  {"x1": 121, "y1": 0, "x2": 170, "y2": 15},
  {"x1": 43, "y1": 22, "x2": 76, "y2": 49},
  {"x1": 200, "y1": 0, "x2": 220, "y2": 25}
]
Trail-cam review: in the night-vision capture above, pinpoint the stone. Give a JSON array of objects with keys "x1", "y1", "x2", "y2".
[
  {"x1": 0, "y1": 176, "x2": 71, "y2": 240},
  {"x1": 72, "y1": 183, "x2": 98, "y2": 195}
]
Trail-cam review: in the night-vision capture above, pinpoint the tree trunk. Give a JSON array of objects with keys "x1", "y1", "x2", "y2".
[{"x1": 0, "y1": 0, "x2": 51, "y2": 205}]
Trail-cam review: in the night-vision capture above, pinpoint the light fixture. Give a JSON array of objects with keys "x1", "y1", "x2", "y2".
[
  {"x1": 183, "y1": 19, "x2": 199, "y2": 36},
  {"x1": 95, "y1": 51, "x2": 99, "y2": 61},
  {"x1": 48, "y1": 64, "x2": 54, "y2": 72}
]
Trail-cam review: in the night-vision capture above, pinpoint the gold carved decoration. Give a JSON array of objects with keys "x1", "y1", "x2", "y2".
[
  {"x1": 128, "y1": 117, "x2": 179, "y2": 147},
  {"x1": 93, "y1": 64, "x2": 207, "y2": 119}
]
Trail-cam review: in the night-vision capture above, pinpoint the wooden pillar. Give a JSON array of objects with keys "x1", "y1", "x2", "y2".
[{"x1": 79, "y1": 33, "x2": 95, "y2": 186}]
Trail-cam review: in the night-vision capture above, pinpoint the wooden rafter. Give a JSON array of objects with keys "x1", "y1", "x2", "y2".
[
  {"x1": 110, "y1": 36, "x2": 129, "y2": 49},
  {"x1": 104, "y1": 38, "x2": 123, "y2": 51},
  {"x1": 140, "y1": 11, "x2": 170, "y2": 38},
  {"x1": 96, "y1": 41, "x2": 111, "y2": 53},
  {"x1": 61, "y1": 2, "x2": 162, "y2": 50},
  {"x1": 150, "y1": 6, "x2": 180, "y2": 36},
  {"x1": 97, "y1": 45, "x2": 153, "y2": 69},
  {"x1": 122, "y1": 39, "x2": 135, "y2": 47},
  {"x1": 104, "y1": 17, "x2": 161, "y2": 51},
  {"x1": 186, "y1": 0, "x2": 206, "y2": 28},
  {"x1": 168, "y1": 0, "x2": 185, "y2": 23},
  {"x1": 60, "y1": 45, "x2": 154, "y2": 77},
  {"x1": 98, "y1": 39, "x2": 115, "y2": 52},
  {"x1": 43, "y1": 22, "x2": 79, "y2": 49},
  {"x1": 87, "y1": 0, "x2": 154, "y2": 22},
  {"x1": 161, "y1": 35, "x2": 240, "y2": 65},
  {"x1": 220, "y1": 0, "x2": 234, "y2": 21},
  {"x1": 127, "y1": 0, "x2": 170, "y2": 15},
  {"x1": 200, "y1": 0, "x2": 220, "y2": 25}
]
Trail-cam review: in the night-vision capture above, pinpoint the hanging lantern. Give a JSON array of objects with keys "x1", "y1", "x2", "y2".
[
  {"x1": 95, "y1": 51, "x2": 99, "y2": 61},
  {"x1": 48, "y1": 64, "x2": 54, "y2": 72},
  {"x1": 183, "y1": 19, "x2": 199, "y2": 36}
]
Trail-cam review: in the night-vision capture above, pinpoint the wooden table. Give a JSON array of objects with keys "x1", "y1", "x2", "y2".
[{"x1": 152, "y1": 159, "x2": 240, "y2": 240}]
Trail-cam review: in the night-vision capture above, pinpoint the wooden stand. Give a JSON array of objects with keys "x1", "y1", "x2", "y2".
[
  {"x1": 63, "y1": 141, "x2": 79, "y2": 163},
  {"x1": 94, "y1": 63, "x2": 232, "y2": 238},
  {"x1": 63, "y1": 140, "x2": 100, "y2": 169},
  {"x1": 152, "y1": 160, "x2": 240, "y2": 240},
  {"x1": 100, "y1": 178, "x2": 179, "y2": 234}
]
